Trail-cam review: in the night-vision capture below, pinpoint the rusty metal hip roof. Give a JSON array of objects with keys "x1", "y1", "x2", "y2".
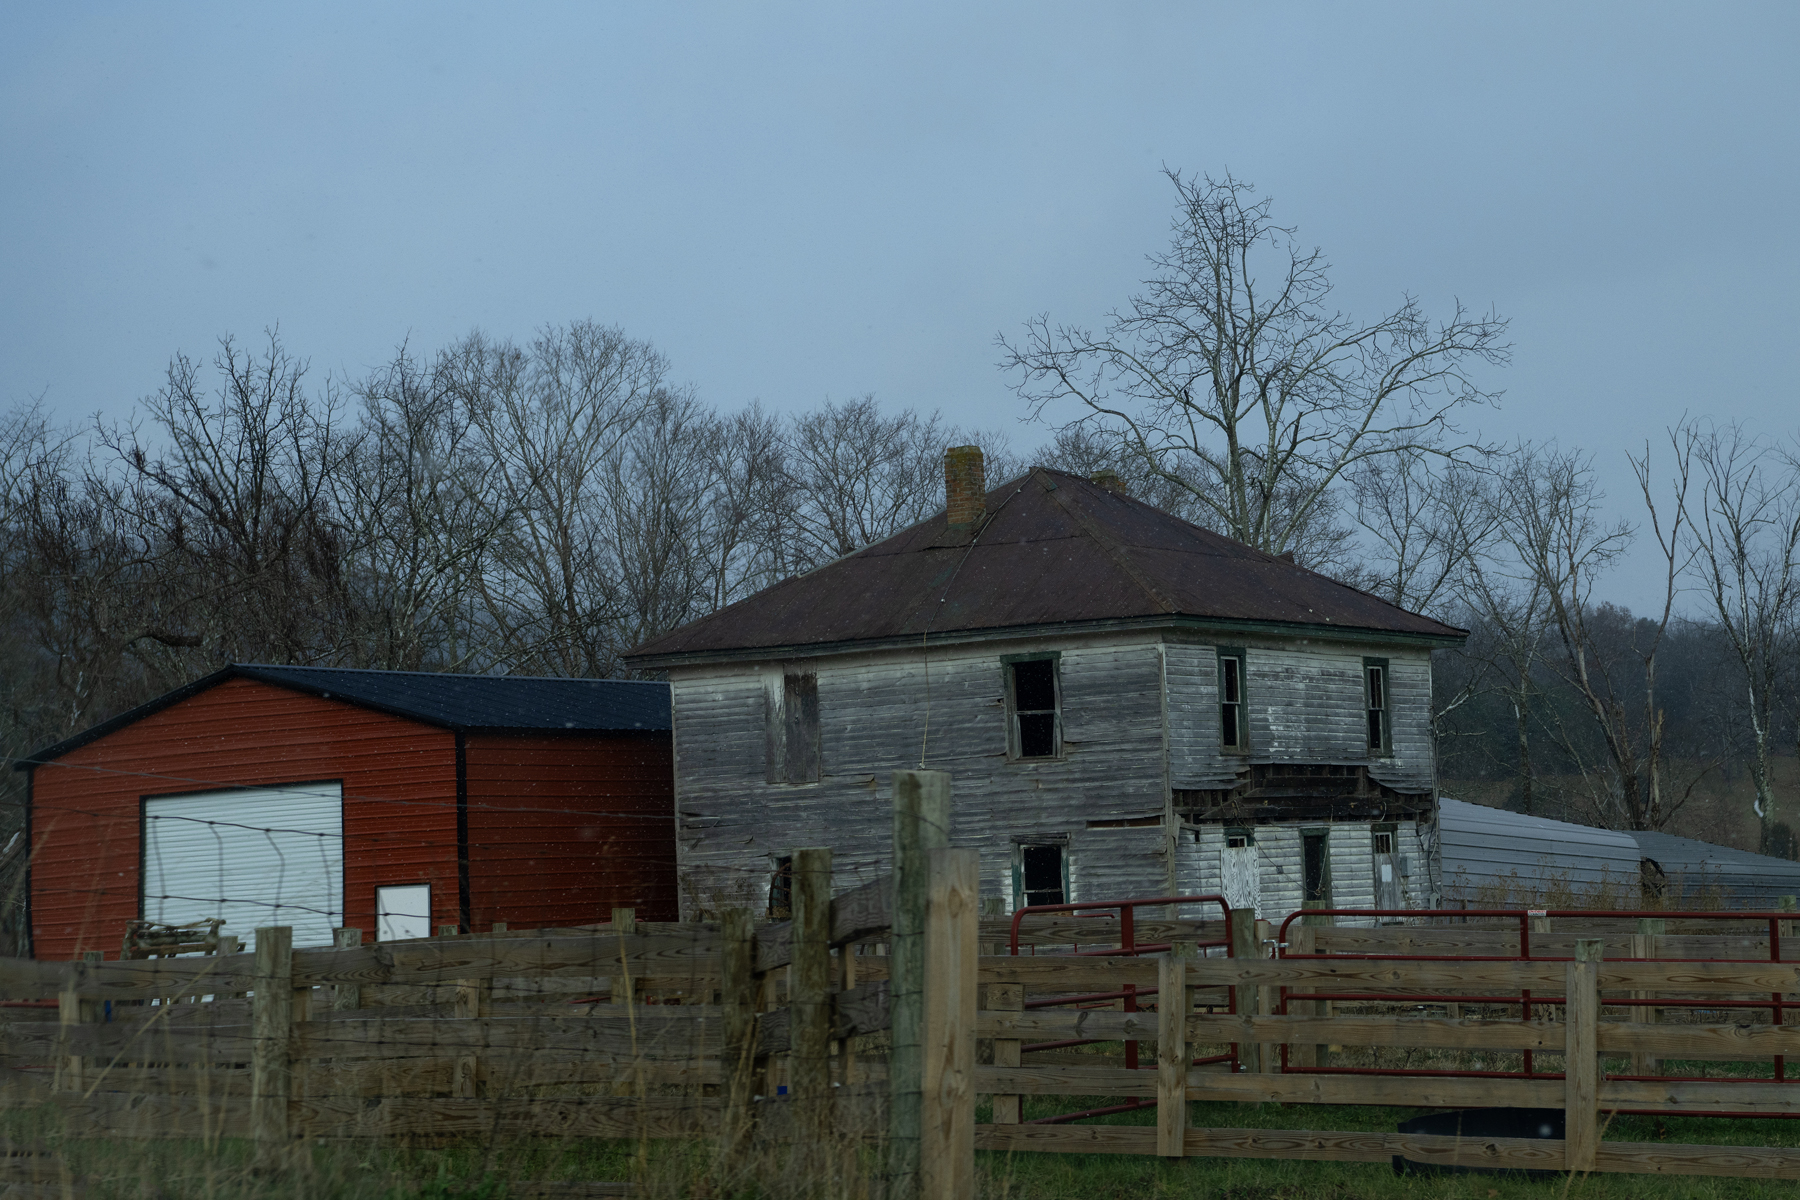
[{"x1": 626, "y1": 467, "x2": 1466, "y2": 665}]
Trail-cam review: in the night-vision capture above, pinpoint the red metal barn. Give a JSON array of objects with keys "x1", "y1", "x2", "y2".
[{"x1": 19, "y1": 665, "x2": 675, "y2": 960}]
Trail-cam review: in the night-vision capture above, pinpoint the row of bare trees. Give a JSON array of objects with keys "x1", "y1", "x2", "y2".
[{"x1": 0, "y1": 322, "x2": 1017, "y2": 791}]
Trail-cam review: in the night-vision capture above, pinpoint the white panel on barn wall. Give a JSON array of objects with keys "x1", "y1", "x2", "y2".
[
  {"x1": 376, "y1": 884, "x2": 432, "y2": 942},
  {"x1": 142, "y1": 781, "x2": 344, "y2": 949}
]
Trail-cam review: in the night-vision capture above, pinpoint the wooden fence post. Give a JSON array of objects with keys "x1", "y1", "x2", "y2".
[
  {"x1": 888, "y1": 768, "x2": 950, "y2": 1200},
  {"x1": 1287, "y1": 925, "x2": 1321, "y2": 1069},
  {"x1": 252, "y1": 926, "x2": 294, "y2": 1168},
  {"x1": 921, "y1": 846, "x2": 977, "y2": 1200},
  {"x1": 1229, "y1": 909, "x2": 1260, "y2": 1075},
  {"x1": 1630, "y1": 917, "x2": 1664, "y2": 1077},
  {"x1": 332, "y1": 928, "x2": 362, "y2": 1011},
  {"x1": 55, "y1": 954, "x2": 98, "y2": 1094},
  {"x1": 721, "y1": 907, "x2": 758, "y2": 1146},
  {"x1": 453, "y1": 969, "x2": 491, "y2": 1100},
  {"x1": 1565, "y1": 938, "x2": 1602, "y2": 1174},
  {"x1": 1158, "y1": 942, "x2": 1195, "y2": 1158},
  {"x1": 791, "y1": 847, "x2": 833, "y2": 1129},
  {"x1": 989, "y1": 980, "x2": 1022, "y2": 1125},
  {"x1": 1253, "y1": 919, "x2": 1278, "y2": 1073}
]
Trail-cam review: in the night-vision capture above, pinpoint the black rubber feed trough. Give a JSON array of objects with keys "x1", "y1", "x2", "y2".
[{"x1": 1392, "y1": 1108, "x2": 1565, "y2": 1178}]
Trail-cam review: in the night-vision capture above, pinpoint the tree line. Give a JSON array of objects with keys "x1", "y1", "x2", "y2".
[{"x1": 0, "y1": 323, "x2": 1023, "y2": 776}]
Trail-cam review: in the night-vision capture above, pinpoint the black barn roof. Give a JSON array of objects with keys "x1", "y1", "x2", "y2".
[
  {"x1": 19, "y1": 665, "x2": 671, "y2": 769},
  {"x1": 627, "y1": 467, "x2": 1464, "y2": 666}
]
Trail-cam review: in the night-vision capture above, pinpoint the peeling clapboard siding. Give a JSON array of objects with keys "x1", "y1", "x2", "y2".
[
  {"x1": 1166, "y1": 638, "x2": 1435, "y2": 791},
  {"x1": 1164, "y1": 644, "x2": 1236, "y2": 790},
  {"x1": 670, "y1": 627, "x2": 1442, "y2": 921},
  {"x1": 670, "y1": 632, "x2": 1171, "y2": 916},
  {"x1": 1171, "y1": 819, "x2": 1436, "y2": 930}
]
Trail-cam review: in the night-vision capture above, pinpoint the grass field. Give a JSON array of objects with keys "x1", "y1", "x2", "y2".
[
  {"x1": 980, "y1": 1097, "x2": 1800, "y2": 1200},
  {"x1": 16, "y1": 1096, "x2": 1800, "y2": 1199}
]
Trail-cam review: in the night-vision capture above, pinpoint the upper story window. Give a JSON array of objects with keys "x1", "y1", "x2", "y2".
[
  {"x1": 1005, "y1": 654, "x2": 1061, "y2": 760},
  {"x1": 764, "y1": 670, "x2": 820, "y2": 784},
  {"x1": 1217, "y1": 648, "x2": 1247, "y2": 752},
  {"x1": 1364, "y1": 657, "x2": 1390, "y2": 754}
]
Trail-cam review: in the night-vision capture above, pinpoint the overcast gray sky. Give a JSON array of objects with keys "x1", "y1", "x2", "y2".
[{"x1": 4, "y1": 3, "x2": 1796, "y2": 611}]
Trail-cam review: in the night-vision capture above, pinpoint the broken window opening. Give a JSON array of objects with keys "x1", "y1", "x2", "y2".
[
  {"x1": 1364, "y1": 658, "x2": 1389, "y2": 753},
  {"x1": 1301, "y1": 830, "x2": 1332, "y2": 907},
  {"x1": 768, "y1": 855, "x2": 793, "y2": 919},
  {"x1": 1019, "y1": 844, "x2": 1066, "y2": 908},
  {"x1": 1006, "y1": 655, "x2": 1061, "y2": 760},
  {"x1": 1218, "y1": 649, "x2": 1246, "y2": 752}
]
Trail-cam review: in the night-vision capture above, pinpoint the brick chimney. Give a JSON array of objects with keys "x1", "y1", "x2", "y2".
[{"x1": 944, "y1": 445, "x2": 986, "y2": 528}]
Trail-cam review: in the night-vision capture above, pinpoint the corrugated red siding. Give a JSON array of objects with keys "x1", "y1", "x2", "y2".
[
  {"x1": 29, "y1": 677, "x2": 460, "y2": 960},
  {"x1": 463, "y1": 732, "x2": 677, "y2": 926}
]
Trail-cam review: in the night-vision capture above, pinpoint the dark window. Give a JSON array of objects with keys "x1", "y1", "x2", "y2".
[
  {"x1": 1020, "y1": 844, "x2": 1065, "y2": 907},
  {"x1": 1364, "y1": 658, "x2": 1389, "y2": 753},
  {"x1": 1372, "y1": 829, "x2": 1394, "y2": 856},
  {"x1": 768, "y1": 856, "x2": 793, "y2": 919},
  {"x1": 1218, "y1": 650, "x2": 1246, "y2": 751},
  {"x1": 765, "y1": 671, "x2": 820, "y2": 784},
  {"x1": 1301, "y1": 831, "x2": 1331, "y2": 906},
  {"x1": 1008, "y1": 657, "x2": 1060, "y2": 759}
]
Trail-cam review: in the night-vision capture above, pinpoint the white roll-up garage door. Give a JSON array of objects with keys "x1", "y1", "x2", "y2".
[{"x1": 143, "y1": 781, "x2": 344, "y2": 949}]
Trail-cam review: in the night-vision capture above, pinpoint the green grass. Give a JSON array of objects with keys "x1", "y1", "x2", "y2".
[
  {"x1": 978, "y1": 1098, "x2": 1800, "y2": 1200},
  {"x1": 13, "y1": 1096, "x2": 1800, "y2": 1198}
]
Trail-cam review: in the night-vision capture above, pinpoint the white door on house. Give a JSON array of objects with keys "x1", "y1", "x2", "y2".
[
  {"x1": 142, "y1": 781, "x2": 344, "y2": 950},
  {"x1": 1220, "y1": 831, "x2": 1259, "y2": 919}
]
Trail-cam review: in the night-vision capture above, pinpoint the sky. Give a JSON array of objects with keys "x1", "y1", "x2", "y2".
[{"x1": 4, "y1": 2, "x2": 1797, "y2": 612}]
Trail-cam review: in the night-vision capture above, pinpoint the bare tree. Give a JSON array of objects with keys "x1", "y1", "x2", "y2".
[
  {"x1": 339, "y1": 342, "x2": 512, "y2": 671},
  {"x1": 1347, "y1": 449, "x2": 1490, "y2": 619},
  {"x1": 696, "y1": 403, "x2": 791, "y2": 610},
  {"x1": 1687, "y1": 422, "x2": 1800, "y2": 853},
  {"x1": 780, "y1": 395, "x2": 1021, "y2": 573},
  {"x1": 1498, "y1": 440, "x2": 1699, "y2": 830},
  {"x1": 999, "y1": 169, "x2": 1510, "y2": 566},
  {"x1": 455, "y1": 322, "x2": 663, "y2": 677},
  {"x1": 596, "y1": 386, "x2": 731, "y2": 671},
  {"x1": 96, "y1": 330, "x2": 354, "y2": 668}
]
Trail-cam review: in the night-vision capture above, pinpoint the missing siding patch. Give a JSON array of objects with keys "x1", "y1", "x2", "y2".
[{"x1": 1085, "y1": 815, "x2": 1163, "y2": 829}]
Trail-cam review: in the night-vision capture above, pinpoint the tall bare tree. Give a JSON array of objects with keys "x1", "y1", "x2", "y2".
[
  {"x1": 1498, "y1": 440, "x2": 1699, "y2": 831},
  {"x1": 779, "y1": 395, "x2": 1020, "y2": 573},
  {"x1": 454, "y1": 322, "x2": 664, "y2": 677},
  {"x1": 1687, "y1": 423, "x2": 1800, "y2": 853},
  {"x1": 96, "y1": 330, "x2": 354, "y2": 668},
  {"x1": 999, "y1": 168, "x2": 1510, "y2": 566},
  {"x1": 339, "y1": 342, "x2": 512, "y2": 671}
]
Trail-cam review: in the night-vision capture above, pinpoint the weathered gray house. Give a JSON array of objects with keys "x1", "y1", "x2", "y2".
[{"x1": 626, "y1": 448, "x2": 1466, "y2": 923}]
